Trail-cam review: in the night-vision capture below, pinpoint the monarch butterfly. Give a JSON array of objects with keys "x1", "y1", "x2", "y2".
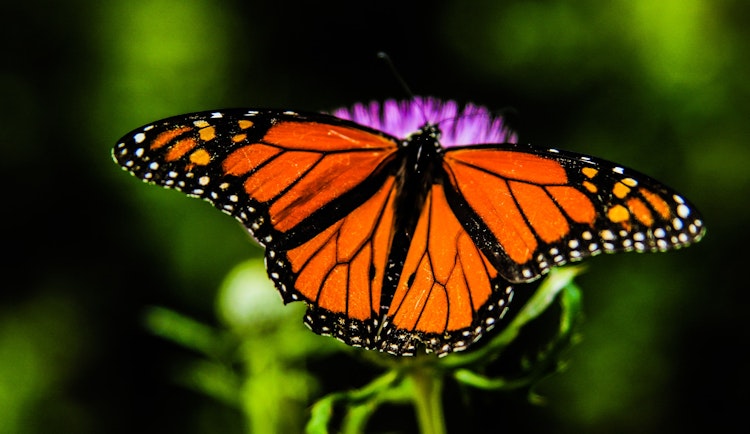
[{"x1": 113, "y1": 97, "x2": 705, "y2": 356}]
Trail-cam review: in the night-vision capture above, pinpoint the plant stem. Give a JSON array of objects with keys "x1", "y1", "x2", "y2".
[{"x1": 409, "y1": 367, "x2": 446, "y2": 434}]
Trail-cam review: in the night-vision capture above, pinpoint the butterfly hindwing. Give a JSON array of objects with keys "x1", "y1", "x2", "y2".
[
  {"x1": 442, "y1": 143, "x2": 705, "y2": 283},
  {"x1": 270, "y1": 175, "x2": 399, "y2": 350},
  {"x1": 379, "y1": 184, "x2": 514, "y2": 355}
]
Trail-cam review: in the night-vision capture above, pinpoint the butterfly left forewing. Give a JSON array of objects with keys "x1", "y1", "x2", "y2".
[
  {"x1": 114, "y1": 109, "x2": 400, "y2": 243},
  {"x1": 114, "y1": 109, "x2": 405, "y2": 349}
]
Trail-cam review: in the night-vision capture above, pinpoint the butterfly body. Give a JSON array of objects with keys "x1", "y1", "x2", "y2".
[{"x1": 114, "y1": 99, "x2": 704, "y2": 356}]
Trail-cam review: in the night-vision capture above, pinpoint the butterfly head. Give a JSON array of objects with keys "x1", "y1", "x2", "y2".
[{"x1": 405, "y1": 122, "x2": 442, "y2": 149}]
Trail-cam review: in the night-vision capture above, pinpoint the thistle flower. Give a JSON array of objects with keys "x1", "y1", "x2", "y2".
[{"x1": 332, "y1": 96, "x2": 518, "y2": 146}]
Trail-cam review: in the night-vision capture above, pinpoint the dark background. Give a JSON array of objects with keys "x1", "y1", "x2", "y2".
[{"x1": 3, "y1": 0, "x2": 747, "y2": 433}]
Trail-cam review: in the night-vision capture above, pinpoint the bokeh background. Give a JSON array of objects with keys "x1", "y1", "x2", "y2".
[{"x1": 3, "y1": 0, "x2": 747, "y2": 433}]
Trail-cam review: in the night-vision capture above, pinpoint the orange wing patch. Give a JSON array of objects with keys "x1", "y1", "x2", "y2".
[
  {"x1": 627, "y1": 197, "x2": 654, "y2": 226},
  {"x1": 509, "y1": 181, "x2": 569, "y2": 243},
  {"x1": 221, "y1": 121, "x2": 398, "y2": 234},
  {"x1": 443, "y1": 161, "x2": 538, "y2": 265},
  {"x1": 388, "y1": 184, "x2": 496, "y2": 334},
  {"x1": 546, "y1": 186, "x2": 596, "y2": 224},
  {"x1": 443, "y1": 151, "x2": 599, "y2": 267},
  {"x1": 445, "y1": 149, "x2": 568, "y2": 184},
  {"x1": 223, "y1": 144, "x2": 282, "y2": 177},
  {"x1": 264, "y1": 121, "x2": 397, "y2": 151},
  {"x1": 165, "y1": 137, "x2": 200, "y2": 162},
  {"x1": 640, "y1": 187, "x2": 672, "y2": 220},
  {"x1": 151, "y1": 126, "x2": 193, "y2": 150}
]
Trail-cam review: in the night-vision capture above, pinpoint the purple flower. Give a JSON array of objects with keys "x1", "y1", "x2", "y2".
[{"x1": 332, "y1": 96, "x2": 518, "y2": 147}]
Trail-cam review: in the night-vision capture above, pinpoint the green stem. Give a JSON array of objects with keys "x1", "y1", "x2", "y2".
[{"x1": 409, "y1": 367, "x2": 446, "y2": 434}]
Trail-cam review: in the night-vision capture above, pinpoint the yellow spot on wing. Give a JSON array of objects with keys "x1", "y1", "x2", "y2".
[
  {"x1": 238, "y1": 120, "x2": 253, "y2": 129},
  {"x1": 613, "y1": 181, "x2": 631, "y2": 199},
  {"x1": 190, "y1": 149, "x2": 211, "y2": 165},
  {"x1": 607, "y1": 204, "x2": 630, "y2": 223},
  {"x1": 582, "y1": 167, "x2": 598, "y2": 178},
  {"x1": 582, "y1": 180, "x2": 597, "y2": 193},
  {"x1": 199, "y1": 126, "x2": 216, "y2": 141}
]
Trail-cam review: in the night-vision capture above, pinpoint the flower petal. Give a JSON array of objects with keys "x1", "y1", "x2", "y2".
[{"x1": 331, "y1": 97, "x2": 517, "y2": 147}]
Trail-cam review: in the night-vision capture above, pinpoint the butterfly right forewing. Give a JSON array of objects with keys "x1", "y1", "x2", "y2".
[{"x1": 442, "y1": 143, "x2": 705, "y2": 283}]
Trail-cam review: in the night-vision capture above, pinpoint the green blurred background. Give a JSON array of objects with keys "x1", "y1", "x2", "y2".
[{"x1": 3, "y1": 0, "x2": 747, "y2": 432}]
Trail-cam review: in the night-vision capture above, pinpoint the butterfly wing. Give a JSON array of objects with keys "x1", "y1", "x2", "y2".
[
  {"x1": 272, "y1": 174, "x2": 399, "y2": 349},
  {"x1": 378, "y1": 183, "x2": 514, "y2": 356},
  {"x1": 113, "y1": 109, "x2": 403, "y2": 348},
  {"x1": 442, "y1": 143, "x2": 706, "y2": 283},
  {"x1": 114, "y1": 108, "x2": 706, "y2": 357}
]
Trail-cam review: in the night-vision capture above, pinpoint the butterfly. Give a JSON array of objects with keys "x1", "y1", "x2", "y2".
[{"x1": 113, "y1": 97, "x2": 705, "y2": 356}]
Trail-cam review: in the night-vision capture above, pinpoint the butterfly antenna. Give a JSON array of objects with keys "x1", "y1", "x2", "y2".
[
  {"x1": 377, "y1": 52, "x2": 415, "y2": 98},
  {"x1": 377, "y1": 52, "x2": 432, "y2": 125}
]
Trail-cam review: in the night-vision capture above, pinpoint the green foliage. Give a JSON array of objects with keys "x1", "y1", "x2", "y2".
[
  {"x1": 145, "y1": 260, "x2": 340, "y2": 434},
  {"x1": 145, "y1": 263, "x2": 583, "y2": 434}
]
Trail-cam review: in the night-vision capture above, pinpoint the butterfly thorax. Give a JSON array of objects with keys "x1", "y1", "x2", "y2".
[
  {"x1": 402, "y1": 123, "x2": 443, "y2": 173},
  {"x1": 394, "y1": 123, "x2": 443, "y2": 221}
]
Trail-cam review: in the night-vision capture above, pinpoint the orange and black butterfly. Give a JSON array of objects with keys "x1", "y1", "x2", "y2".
[{"x1": 113, "y1": 97, "x2": 705, "y2": 356}]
